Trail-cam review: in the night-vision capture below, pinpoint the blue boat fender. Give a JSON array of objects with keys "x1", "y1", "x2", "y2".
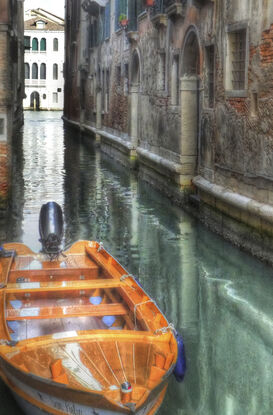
[{"x1": 173, "y1": 332, "x2": 186, "y2": 382}]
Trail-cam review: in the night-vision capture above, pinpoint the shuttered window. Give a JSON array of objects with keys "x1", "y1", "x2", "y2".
[
  {"x1": 32, "y1": 38, "x2": 38, "y2": 51},
  {"x1": 40, "y1": 38, "x2": 46, "y2": 51}
]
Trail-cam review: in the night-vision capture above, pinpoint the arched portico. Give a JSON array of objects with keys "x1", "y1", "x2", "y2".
[
  {"x1": 130, "y1": 50, "x2": 140, "y2": 147},
  {"x1": 180, "y1": 28, "x2": 201, "y2": 184}
]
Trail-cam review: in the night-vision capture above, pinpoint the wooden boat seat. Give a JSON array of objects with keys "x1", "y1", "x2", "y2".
[
  {"x1": 6, "y1": 302, "x2": 127, "y2": 320},
  {"x1": 6, "y1": 279, "x2": 123, "y2": 294},
  {"x1": 9, "y1": 266, "x2": 99, "y2": 282}
]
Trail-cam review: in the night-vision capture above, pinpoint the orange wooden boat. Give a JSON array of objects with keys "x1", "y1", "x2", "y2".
[{"x1": 0, "y1": 240, "x2": 180, "y2": 415}]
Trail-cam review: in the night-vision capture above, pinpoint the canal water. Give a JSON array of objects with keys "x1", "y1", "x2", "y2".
[{"x1": 0, "y1": 111, "x2": 273, "y2": 414}]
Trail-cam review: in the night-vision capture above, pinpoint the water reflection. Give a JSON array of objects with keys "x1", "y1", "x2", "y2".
[{"x1": 0, "y1": 112, "x2": 273, "y2": 414}]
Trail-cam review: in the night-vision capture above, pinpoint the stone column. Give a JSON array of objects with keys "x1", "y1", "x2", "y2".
[
  {"x1": 180, "y1": 75, "x2": 199, "y2": 185},
  {"x1": 130, "y1": 84, "x2": 139, "y2": 147}
]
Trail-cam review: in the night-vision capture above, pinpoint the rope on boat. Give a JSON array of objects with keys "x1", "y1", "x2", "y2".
[
  {"x1": 96, "y1": 341, "x2": 121, "y2": 385},
  {"x1": 120, "y1": 274, "x2": 136, "y2": 291},
  {"x1": 80, "y1": 347, "x2": 111, "y2": 387},
  {"x1": 133, "y1": 299, "x2": 155, "y2": 330},
  {"x1": 154, "y1": 323, "x2": 176, "y2": 335},
  {"x1": 60, "y1": 344, "x2": 102, "y2": 389},
  {"x1": 97, "y1": 242, "x2": 104, "y2": 252},
  {"x1": 120, "y1": 274, "x2": 133, "y2": 281},
  {"x1": 115, "y1": 341, "x2": 128, "y2": 383}
]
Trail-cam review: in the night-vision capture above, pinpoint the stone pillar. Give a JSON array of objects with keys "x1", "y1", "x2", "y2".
[
  {"x1": 130, "y1": 84, "x2": 139, "y2": 147},
  {"x1": 180, "y1": 75, "x2": 199, "y2": 185}
]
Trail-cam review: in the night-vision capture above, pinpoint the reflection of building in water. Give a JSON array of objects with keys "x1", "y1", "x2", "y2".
[
  {"x1": 63, "y1": 127, "x2": 273, "y2": 414},
  {"x1": 24, "y1": 9, "x2": 64, "y2": 111}
]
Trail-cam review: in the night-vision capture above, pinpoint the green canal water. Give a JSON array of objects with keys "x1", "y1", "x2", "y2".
[{"x1": 0, "y1": 111, "x2": 272, "y2": 414}]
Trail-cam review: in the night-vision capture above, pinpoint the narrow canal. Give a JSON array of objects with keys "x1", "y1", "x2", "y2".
[{"x1": 1, "y1": 111, "x2": 273, "y2": 415}]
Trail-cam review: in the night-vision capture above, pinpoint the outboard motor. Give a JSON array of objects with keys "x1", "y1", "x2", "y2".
[{"x1": 39, "y1": 202, "x2": 63, "y2": 259}]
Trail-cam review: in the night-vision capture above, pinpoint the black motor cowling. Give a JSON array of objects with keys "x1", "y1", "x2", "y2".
[{"x1": 39, "y1": 202, "x2": 63, "y2": 258}]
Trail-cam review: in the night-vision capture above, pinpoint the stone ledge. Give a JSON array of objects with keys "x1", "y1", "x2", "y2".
[
  {"x1": 193, "y1": 175, "x2": 273, "y2": 226},
  {"x1": 62, "y1": 117, "x2": 135, "y2": 155},
  {"x1": 137, "y1": 146, "x2": 184, "y2": 174}
]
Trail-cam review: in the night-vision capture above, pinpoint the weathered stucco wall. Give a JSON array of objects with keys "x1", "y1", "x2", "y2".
[{"x1": 64, "y1": 0, "x2": 273, "y2": 264}]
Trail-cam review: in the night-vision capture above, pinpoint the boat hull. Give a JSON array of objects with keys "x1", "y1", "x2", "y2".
[{"x1": 4, "y1": 371, "x2": 167, "y2": 415}]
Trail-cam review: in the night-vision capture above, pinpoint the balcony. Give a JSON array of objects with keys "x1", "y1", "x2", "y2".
[
  {"x1": 150, "y1": 0, "x2": 168, "y2": 28},
  {"x1": 165, "y1": 0, "x2": 186, "y2": 18},
  {"x1": 25, "y1": 79, "x2": 46, "y2": 87}
]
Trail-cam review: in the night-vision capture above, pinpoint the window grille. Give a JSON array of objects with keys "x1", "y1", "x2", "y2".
[{"x1": 231, "y1": 30, "x2": 246, "y2": 90}]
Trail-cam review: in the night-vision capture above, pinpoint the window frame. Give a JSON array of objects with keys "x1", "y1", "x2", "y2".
[
  {"x1": 24, "y1": 63, "x2": 30, "y2": 79},
  {"x1": 53, "y1": 38, "x2": 58, "y2": 51},
  {"x1": 32, "y1": 63, "x2": 38, "y2": 79},
  {"x1": 225, "y1": 22, "x2": 249, "y2": 98},
  {"x1": 32, "y1": 37, "x2": 38, "y2": 51},
  {"x1": 40, "y1": 63, "x2": 46, "y2": 80},
  {"x1": 40, "y1": 38, "x2": 46, "y2": 51},
  {"x1": 53, "y1": 63, "x2": 58, "y2": 80},
  {"x1": 205, "y1": 43, "x2": 215, "y2": 109}
]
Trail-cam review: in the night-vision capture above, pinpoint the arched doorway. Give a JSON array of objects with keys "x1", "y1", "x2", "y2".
[
  {"x1": 130, "y1": 50, "x2": 140, "y2": 147},
  {"x1": 30, "y1": 91, "x2": 40, "y2": 110},
  {"x1": 180, "y1": 29, "x2": 200, "y2": 182}
]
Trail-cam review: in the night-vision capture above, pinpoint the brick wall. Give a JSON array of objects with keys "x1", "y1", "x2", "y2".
[{"x1": 0, "y1": 142, "x2": 8, "y2": 208}]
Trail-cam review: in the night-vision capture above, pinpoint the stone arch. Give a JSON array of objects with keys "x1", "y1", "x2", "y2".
[
  {"x1": 130, "y1": 49, "x2": 141, "y2": 146},
  {"x1": 181, "y1": 27, "x2": 200, "y2": 76},
  {"x1": 179, "y1": 27, "x2": 201, "y2": 181},
  {"x1": 131, "y1": 49, "x2": 141, "y2": 85},
  {"x1": 30, "y1": 91, "x2": 40, "y2": 110}
]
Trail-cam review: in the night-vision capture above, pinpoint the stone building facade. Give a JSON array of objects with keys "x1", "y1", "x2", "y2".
[
  {"x1": 0, "y1": 0, "x2": 24, "y2": 211},
  {"x1": 64, "y1": 0, "x2": 273, "y2": 264},
  {"x1": 24, "y1": 9, "x2": 65, "y2": 111}
]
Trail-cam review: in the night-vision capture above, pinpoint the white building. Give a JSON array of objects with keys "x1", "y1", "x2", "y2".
[{"x1": 24, "y1": 9, "x2": 64, "y2": 111}]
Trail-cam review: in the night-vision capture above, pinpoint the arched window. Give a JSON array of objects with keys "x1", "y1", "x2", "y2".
[
  {"x1": 32, "y1": 37, "x2": 38, "y2": 51},
  {"x1": 53, "y1": 64, "x2": 58, "y2": 80},
  {"x1": 24, "y1": 63, "x2": 30, "y2": 79},
  {"x1": 32, "y1": 63, "x2": 38, "y2": 79},
  {"x1": 53, "y1": 38, "x2": 58, "y2": 51},
  {"x1": 40, "y1": 63, "x2": 46, "y2": 79},
  {"x1": 40, "y1": 38, "x2": 46, "y2": 51}
]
